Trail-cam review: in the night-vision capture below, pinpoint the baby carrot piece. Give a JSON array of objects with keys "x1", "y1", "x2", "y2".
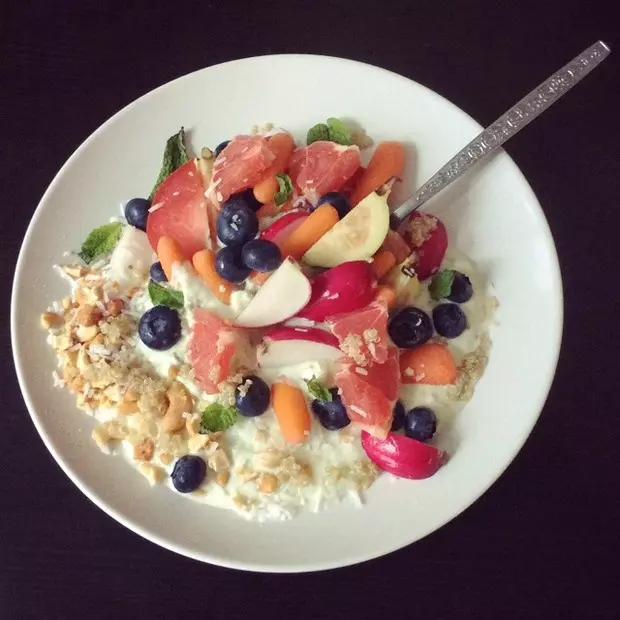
[
  {"x1": 400, "y1": 343, "x2": 457, "y2": 385},
  {"x1": 271, "y1": 382, "x2": 311, "y2": 444},
  {"x1": 371, "y1": 250, "x2": 396, "y2": 281},
  {"x1": 350, "y1": 141, "x2": 406, "y2": 206},
  {"x1": 192, "y1": 249, "x2": 239, "y2": 304},
  {"x1": 374, "y1": 285, "x2": 396, "y2": 309},
  {"x1": 157, "y1": 236, "x2": 186, "y2": 281},
  {"x1": 253, "y1": 133, "x2": 295, "y2": 204},
  {"x1": 277, "y1": 204, "x2": 339, "y2": 260}
]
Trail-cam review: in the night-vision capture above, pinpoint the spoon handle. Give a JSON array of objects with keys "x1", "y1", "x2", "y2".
[{"x1": 391, "y1": 40, "x2": 611, "y2": 226}]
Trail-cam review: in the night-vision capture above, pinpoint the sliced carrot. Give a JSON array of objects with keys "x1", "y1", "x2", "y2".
[
  {"x1": 400, "y1": 343, "x2": 457, "y2": 385},
  {"x1": 192, "y1": 248, "x2": 239, "y2": 304},
  {"x1": 350, "y1": 141, "x2": 406, "y2": 206},
  {"x1": 277, "y1": 204, "x2": 339, "y2": 260},
  {"x1": 157, "y1": 236, "x2": 186, "y2": 281},
  {"x1": 253, "y1": 133, "x2": 295, "y2": 204},
  {"x1": 271, "y1": 382, "x2": 311, "y2": 444},
  {"x1": 374, "y1": 285, "x2": 396, "y2": 309},
  {"x1": 371, "y1": 250, "x2": 396, "y2": 281},
  {"x1": 380, "y1": 229, "x2": 411, "y2": 264}
]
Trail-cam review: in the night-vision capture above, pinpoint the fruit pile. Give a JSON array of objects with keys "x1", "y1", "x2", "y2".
[{"x1": 105, "y1": 121, "x2": 480, "y2": 485}]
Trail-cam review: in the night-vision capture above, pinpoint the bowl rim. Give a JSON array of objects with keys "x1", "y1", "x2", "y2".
[{"x1": 11, "y1": 53, "x2": 564, "y2": 571}]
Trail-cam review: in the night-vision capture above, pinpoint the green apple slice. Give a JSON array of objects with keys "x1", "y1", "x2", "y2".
[{"x1": 303, "y1": 192, "x2": 390, "y2": 268}]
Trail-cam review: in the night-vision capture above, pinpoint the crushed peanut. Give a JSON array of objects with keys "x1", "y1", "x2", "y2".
[{"x1": 133, "y1": 439, "x2": 155, "y2": 462}]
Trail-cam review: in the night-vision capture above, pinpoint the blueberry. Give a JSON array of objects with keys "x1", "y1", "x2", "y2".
[
  {"x1": 311, "y1": 388, "x2": 350, "y2": 430},
  {"x1": 432, "y1": 303, "x2": 467, "y2": 338},
  {"x1": 215, "y1": 246, "x2": 251, "y2": 283},
  {"x1": 171, "y1": 455, "x2": 207, "y2": 493},
  {"x1": 149, "y1": 261, "x2": 167, "y2": 283},
  {"x1": 404, "y1": 407, "x2": 437, "y2": 442},
  {"x1": 388, "y1": 307, "x2": 433, "y2": 349},
  {"x1": 235, "y1": 375, "x2": 270, "y2": 417},
  {"x1": 138, "y1": 306, "x2": 182, "y2": 350},
  {"x1": 447, "y1": 271, "x2": 473, "y2": 303},
  {"x1": 217, "y1": 201, "x2": 259, "y2": 246},
  {"x1": 316, "y1": 192, "x2": 350, "y2": 219},
  {"x1": 124, "y1": 198, "x2": 151, "y2": 231},
  {"x1": 391, "y1": 400, "x2": 406, "y2": 432},
  {"x1": 242, "y1": 239, "x2": 282, "y2": 272},
  {"x1": 214, "y1": 140, "x2": 230, "y2": 157}
]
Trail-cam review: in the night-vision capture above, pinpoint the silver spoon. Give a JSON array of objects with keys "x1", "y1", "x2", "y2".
[{"x1": 390, "y1": 40, "x2": 611, "y2": 228}]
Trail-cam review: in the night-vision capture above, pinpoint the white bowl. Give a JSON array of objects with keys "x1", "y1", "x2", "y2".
[{"x1": 11, "y1": 55, "x2": 563, "y2": 572}]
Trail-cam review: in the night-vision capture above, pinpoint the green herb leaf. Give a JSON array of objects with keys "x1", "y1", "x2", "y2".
[
  {"x1": 148, "y1": 127, "x2": 190, "y2": 200},
  {"x1": 326, "y1": 117, "x2": 351, "y2": 145},
  {"x1": 274, "y1": 173, "x2": 293, "y2": 207},
  {"x1": 148, "y1": 281, "x2": 184, "y2": 309},
  {"x1": 77, "y1": 222, "x2": 123, "y2": 264},
  {"x1": 429, "y1": 269, "x2": 455, "y2": 301},
  {"x1": 305, "y1": 377, "x2": 333, "y2": 402},
  {"x1": 306, "y1": 123, "x2": 330, "y2": 145},
  {"x1": 200, "y1": 403, "x2": 239, "y2": 433}
]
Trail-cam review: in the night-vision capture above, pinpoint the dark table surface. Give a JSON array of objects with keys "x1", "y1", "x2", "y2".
[{"x1": 2, "y1": 1, "x2": 619, "y2": 618}]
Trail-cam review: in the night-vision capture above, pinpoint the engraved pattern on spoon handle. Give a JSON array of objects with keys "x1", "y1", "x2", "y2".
[{"x1": 392, "y1": 40, "x2": 610, "y2": 224}]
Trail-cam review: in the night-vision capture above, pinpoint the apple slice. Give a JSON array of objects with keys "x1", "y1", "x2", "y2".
[
  {"x1": 260, "y1": 211, "x2": 308, "y2": 243},
  {"x1": 258, "y1": 327, "x2": 342, "y2": 367},
  {"x1": 297, "y1": 260, "x2": 376, "y2": 321},
  {"x1": 302, "y1": 192, "x2": 390, "y2": 268},
  {"x1": 361, "y1": 431, "x2": 446, "y2": 480},
  {"x1": 234, "y1": 259, "x2": 312, "y2": 328}
]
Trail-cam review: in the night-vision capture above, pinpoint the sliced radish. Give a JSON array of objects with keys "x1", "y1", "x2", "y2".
[
  {"x1": 297, "y1": 260, "x2": 376, "y2": 321},
  {"x1": 302, "y1": 192, "x2": 390, "y2": 268},
  {"x1": 258, "y1": 327, "x2": 341, "y2": 367},
  {"x1": 234, "y1": 259, "x2": 312, "y2": 328},
  {"x1": 361, "y1": 431, "x2": 446, "y2": 480},
  {"x1": 260, "y1": 212, "x2": 308, "y2": 243}
]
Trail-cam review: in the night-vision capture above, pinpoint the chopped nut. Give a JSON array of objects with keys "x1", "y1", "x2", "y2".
[
  {"x1": 236, "y1": 466, "x2": 258, "y2": 482},
  {"x1": 185, "y1": 414, "x2": 201, "y2": 436},
  {"x1": 133, "y1": 438, "x2": 155, "y2": 462},
  {"x1": 118, "y1": 397, "x2": 139, "y2": 415},
  {"x1": 75, "y1": 324, "x2": 98, "y2": 343},
  {"x1": 124, "y1": 388, "x2": 140, "y2": 402},
  {"x1": 91, "y1": 426, "x2": 110, "y2": 451},
  {"x1": 232, "y1": 493, "x2": 251, "y2": 511},
  {"x1": 61, "y1": 297, "x2": 72, "y2": 310},
  {"x1": 258, "y1": 449, "x2": 284, "y2": 468},
  {"x1": 103, "y1": 420, "x2": 128, "y2": 440},
  {"x1": 138, "y1": 463, "x2": 165, "y2": 485},
  {"x1": 216, "y1": 471, "x2": 230, "y2": 487},
  {"x1": 208, "y1": 448, "x2": 230, "y2": 472},
  {"x1": 62, "y1": 265, "x2": 85, "y2": 279},
  {"x1": 40, "y1": 312, "x2": 62, "y2": 329},
  {"x1": 168, "y1": 365, "x2": 180, "y2": 380},
  {"x1": 159, "y1": 452, "x2": 173, "y2": 465},
  {"x1": 188, "y1": 434, "x2": 209, "y2": 453},
  {"x1": 52, "y1": 333, "x2": 73, "y2": 351},
  {"x1": 76, "y1": 304, "x2": 102, "y2": 327},
  {"x1": 257, "y1": 473, "x2": 278, "y2": 494},
  {"x1": 87, "y1": 333, "x2": 106, "y2": 349},
  {"x1": 162, "y1": 381, "x2": 193, "y2": 433},
  {"x1": 105, "y1": 298, "x2": 124, "y2": 317}
]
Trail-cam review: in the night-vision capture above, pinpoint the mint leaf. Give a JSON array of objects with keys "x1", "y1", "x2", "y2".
[
  {"x1": 307, "y1": 123, "x2": 330, "y2": 145},
  {"x1": 78, "y1": 222, "x2": 122, "y2": 264},
  {"x1": 326, "y1": 118, "x2": 351, "y2": 146},
  {"x1": 429, "y1": 269, "x2": 455, "y2": 301},
  {"x1": 274, "y1": 173, "x2": 293, "y2": 207},
  {"x1": 305, "y1": 377, "x2": 333, "y2": 402},
  {"x1": 200, "y1": 403, "x2": 239, "y2": 433},
  {"x1": 148, "y1": 281, "x2": 184, "y2": 309},
  {"x1": 148, "y1": 127, "x2": 190, "y2": 200}
]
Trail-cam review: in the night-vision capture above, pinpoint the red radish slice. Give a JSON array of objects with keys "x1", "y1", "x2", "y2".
[
  {"x1": 361, "y1": 431, "x2": 446, "y2": 479},
  {"x1": 297, "y1": 261, "x2": 376, "y2": 321},
  {"x1": 260, "y1": 212, "x2": 308, "y2": 243},
  {"x1": 258, "y1": 327, "x2": 342, "y2": 368},
  {"x1": 234, "y1": 259, "x2": 311, "y2": 328},
  {"x1": 401, "y1": 213, "x2": 448, "y2": 281}
]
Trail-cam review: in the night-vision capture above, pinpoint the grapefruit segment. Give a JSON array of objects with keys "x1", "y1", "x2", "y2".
[
  {"x1": 146, "y1": 160, "x2": 211, "y2": 259},
  {"x1": 289, "y1": 141, "x2": 361, "y2": 204},
  {"x1": 211, "y1": 135, "x2": 275, "y2": 202},
  {"x1": 188, "y1": 309, "x2": 253, "y2": 393}
]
